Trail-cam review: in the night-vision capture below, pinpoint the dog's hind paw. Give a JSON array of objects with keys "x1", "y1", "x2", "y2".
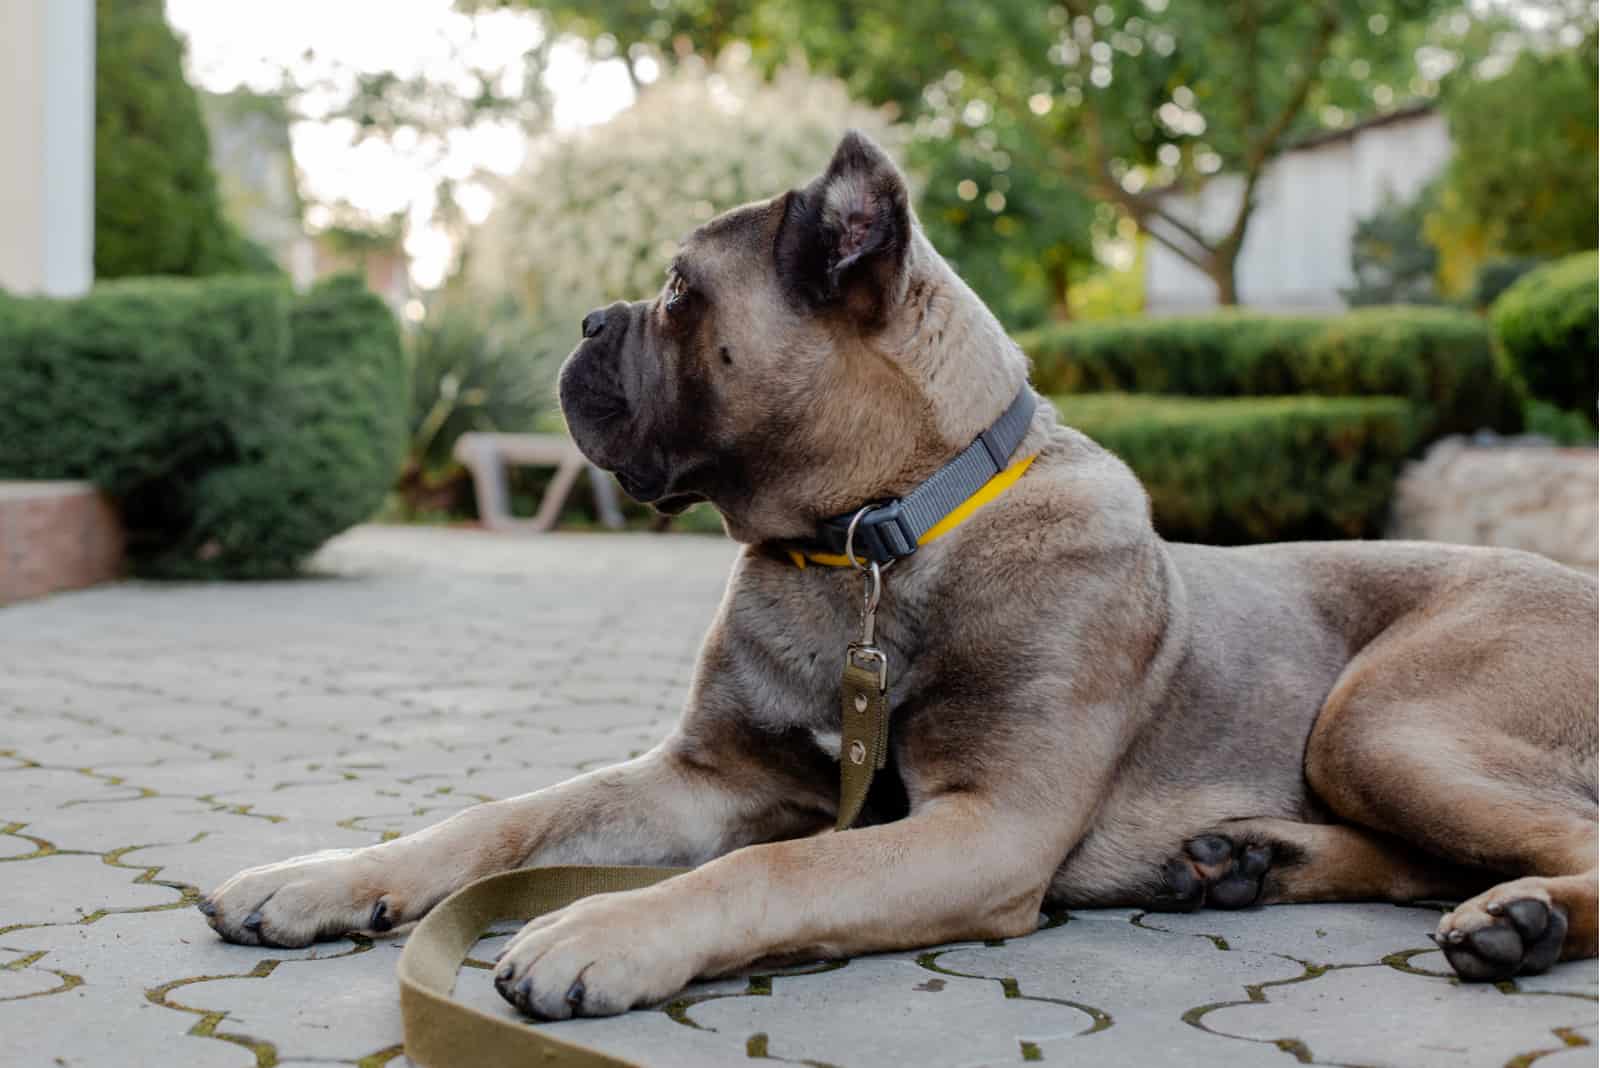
[
  {"x1": 1434, "y1": 883, "x2": 1568, "y2": 981},
  {"x1": 1149, "y1": 834, "x2": 1273, "y2": 913}
]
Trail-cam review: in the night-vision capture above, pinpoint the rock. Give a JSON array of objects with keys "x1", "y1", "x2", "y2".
[{"x1": 1388, "y1": 438, "x2": 1599, "y2": 572}]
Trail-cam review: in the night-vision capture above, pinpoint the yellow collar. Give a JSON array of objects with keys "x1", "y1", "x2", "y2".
[{"x1": 787, "y1": 454, "x2": 1037, "y2": 568}]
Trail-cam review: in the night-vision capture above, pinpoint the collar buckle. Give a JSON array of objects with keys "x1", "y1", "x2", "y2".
[{"x1": 834, "y1": 499, "x2": 916, "y2": 565}]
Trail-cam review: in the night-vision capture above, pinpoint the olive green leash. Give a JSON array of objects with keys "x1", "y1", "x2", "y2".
[
  {"x1": 835, "y1": 545, "x2": 892, "y2": 831},
  {"x1": 399, "y1": 530, "x2": 895, "y2": 1065},
  {"x1": 399, "y1": 865, "x2": 687, "y2": 1067}
]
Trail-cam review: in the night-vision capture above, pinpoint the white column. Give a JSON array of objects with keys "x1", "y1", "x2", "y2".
[{"x1": 0, "y1": 0, "x2": 95, "y2": 297}]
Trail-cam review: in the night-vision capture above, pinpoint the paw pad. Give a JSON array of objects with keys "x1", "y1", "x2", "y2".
[
  {"x1": 1436, "y1": 896, "x2": 1567, "y2": 981},
  {"x1": 1151, "y1": 835, "x2": 1273, "y2": 912}
]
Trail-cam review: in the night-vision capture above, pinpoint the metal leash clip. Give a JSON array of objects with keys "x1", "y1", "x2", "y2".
[{"x1": 844, "y1": 508, "x2": 890, "y2": 692}]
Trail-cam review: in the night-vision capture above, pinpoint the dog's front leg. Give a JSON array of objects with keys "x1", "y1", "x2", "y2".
[
  {"x1": 202, "y1": 741, "x2": 819, "y2": 948},
  {"x1": 494, "y1": 793, "x2": 1057, "y2": 1019}
]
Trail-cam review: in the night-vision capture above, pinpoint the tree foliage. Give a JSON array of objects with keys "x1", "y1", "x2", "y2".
[
  {"x1": 1437, "y1": 41, "x2": 1598, "y2": 261},
  {"x1": 466, "y1": 56, "x2": 897, "y2": 316},
  {"x1": 94, "y1": 0, "x2": 256, "y2": 278},
  {"x1": 1342, "y1": 184, "x2": 1440, "y2": 307},
  {"x1": 477, "y1": 0, "x2": 1452, "y2": 306}
]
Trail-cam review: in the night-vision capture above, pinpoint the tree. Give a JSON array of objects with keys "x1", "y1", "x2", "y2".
[
  {"x1": 474, "y1": 0, "x2": 1454, "y2": 305},
  {"x1": 1436, "y1": 38, "x2": 1598, "y2": 261},
  {"x1": 465, "y1": 0, "x2": 1102, "y2": 325},
  {"x1": 465, "y1": 56, "x2": 897, "y2": 316},
  {"x1": 94, "y1": 0, "x2": 254, "y2": 278},
  {"x1": 1342, "y1": 184, "x2": 1440, "y2": 306}
]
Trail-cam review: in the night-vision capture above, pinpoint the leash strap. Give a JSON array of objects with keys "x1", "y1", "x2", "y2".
[
  {"x1": 399, "y1": 864, "x2": 687, "y2": 1068},
  {"x1": 837, "y1": 652, "x2": 891, "y2": 830},
  {"x1": 810, "y1": 385, "x2": 1037, "y2": 564}
]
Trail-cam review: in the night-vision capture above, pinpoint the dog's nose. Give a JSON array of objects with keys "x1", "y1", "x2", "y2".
[{"x1": 581, "y1": 309, "x2": 608, "y2": 340}]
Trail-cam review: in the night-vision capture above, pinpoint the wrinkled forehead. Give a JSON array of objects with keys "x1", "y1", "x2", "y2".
[{"x1": 675, "y1": 198, "x2": 783, "y2": 290}]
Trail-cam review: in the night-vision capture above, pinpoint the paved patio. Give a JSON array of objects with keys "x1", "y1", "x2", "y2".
[{"x1": 2, "y1": 525, "x2": 1594, "y2": 1067}]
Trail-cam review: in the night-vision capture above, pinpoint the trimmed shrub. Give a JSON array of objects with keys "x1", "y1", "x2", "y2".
[
  {"x1": 1470, "y1": 257, "x2": 1546, "y2": 311},
  {"x1": 1052, "y1": 394, "x2": 1417, "y2": 543},
  {"x1": 95, "y1": 0, "x2": 255, "y2": 278},
  {"x1": 1024, "y1": 308, "x2": 1520, "y2": 439},
  {"x1": 0, "y1": 275, "x2": 407, "y2": 576},
  {"x1": 1490, "y1": 251, "x2": 1599, "y2": 420}
]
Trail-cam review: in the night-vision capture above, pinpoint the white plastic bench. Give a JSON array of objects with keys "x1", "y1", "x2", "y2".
[{"x1": 453, "y1": 433, "x2": 625, "y2": 533}]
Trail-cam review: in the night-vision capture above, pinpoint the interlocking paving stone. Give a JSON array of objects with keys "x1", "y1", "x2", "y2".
[
  {"x1": 0, "y1": 524, "x2": 1594, "y2": 1067},
  {"x1": 1135, "y1": 900, "x2": 1448, "y2": 965},
  {"x1": 1199, "y1": 963, "x2": 1597, "y2": 1068}
]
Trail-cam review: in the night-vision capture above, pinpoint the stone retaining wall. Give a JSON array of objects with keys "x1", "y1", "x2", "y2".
[{"x1": 1388, "y1": 438, "x2": 1599, "y2": 572}]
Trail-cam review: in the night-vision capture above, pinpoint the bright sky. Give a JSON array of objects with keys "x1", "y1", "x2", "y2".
[{"x1": 165, "y1": 0, "x2": 636, "y2": 288}]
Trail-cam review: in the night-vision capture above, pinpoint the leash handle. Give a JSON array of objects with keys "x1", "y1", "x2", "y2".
[{"x1": 398, "y1": 865, "x2": 687, "y2": 1068}]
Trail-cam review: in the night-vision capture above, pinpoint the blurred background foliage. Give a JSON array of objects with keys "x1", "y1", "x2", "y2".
[
  {"x1": 463, "y1": 55, "x2": 899, "y2": 321},
  {"x1": 15, "y1": 0, "x2": 1592, "y2": 567},
  {"x1": 473, "y1": 0, "x2": 1462, "y2": 307},
  {"x1": 94, "y1": 0, "x2": 277, "y2": 279}
]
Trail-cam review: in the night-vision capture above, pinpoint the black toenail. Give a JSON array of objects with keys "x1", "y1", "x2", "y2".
[
  {"x1": 566, "y1": 980, "x2": 585, "y2": 1011},
  {"x1": 242, "y1": 910, "x2": 263, "y2": 931},
  {"x1": 494, "y1": 967, "x2": 515, "y2": 996},
  {"x1": 369, "y1": 899, "x2": 393, "y2": 932},
  {"x1": 197, "y1": 898, "x2": 217, "y2": 917}
]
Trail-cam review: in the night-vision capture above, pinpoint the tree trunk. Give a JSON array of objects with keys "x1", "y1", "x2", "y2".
[
  {"x1": 1209, "y1": 248, "x2": 1240, "y2": 306},
  {"x1": 1046, "y1": 258, "x2": 1073, "y2": 322}
]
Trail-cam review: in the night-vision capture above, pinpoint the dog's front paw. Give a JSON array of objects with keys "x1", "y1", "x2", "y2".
[
  {"x1": 200, "y1": 848, "x2": 393, "y2": 948},
  {"x1": 493, "y1": 889, "x2": 701, "y2": 1019}
]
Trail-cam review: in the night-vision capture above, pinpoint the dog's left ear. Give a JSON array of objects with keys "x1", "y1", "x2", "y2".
[{"x1": 777, "y1": 130, "x2": 912, "y2": 326}]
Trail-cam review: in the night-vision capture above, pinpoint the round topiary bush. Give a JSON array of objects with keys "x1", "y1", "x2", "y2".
[
  {"x1": 1490, "y1": 251, "x2": 1599, "y2": 421},
  {"x1": 0, "y1": 274, "x2": 407, "y2": 577}
]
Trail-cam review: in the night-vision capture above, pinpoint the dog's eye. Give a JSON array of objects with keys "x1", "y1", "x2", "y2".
[{"x1": 664, "y1": 271, "x2": 690, "y2": 311}]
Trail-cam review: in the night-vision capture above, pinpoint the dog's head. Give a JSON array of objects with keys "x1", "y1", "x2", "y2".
[{"x1": 559, "y1": 130, "x2": 1027, "y2": 543}]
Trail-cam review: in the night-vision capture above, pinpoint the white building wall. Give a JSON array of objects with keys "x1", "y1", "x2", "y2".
[
  {"x1": 1145, "y1": 111, "x2": 1453, "y2": 315},
  {"x1": 0, "y1": 0, "x2": 95, "y2": 297}
]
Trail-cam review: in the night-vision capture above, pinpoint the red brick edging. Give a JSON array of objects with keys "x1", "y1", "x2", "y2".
[{"x1": 0, "y1": 482, "x2": 124, "y2": 605}]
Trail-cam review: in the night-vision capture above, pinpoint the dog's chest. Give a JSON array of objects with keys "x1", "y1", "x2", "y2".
[{"x1": 808, "y1": 727, "x2": 843, "y2": 759}]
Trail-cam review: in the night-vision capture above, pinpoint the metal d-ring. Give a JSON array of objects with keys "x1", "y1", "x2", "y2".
[
  {"x1": 843, "y1": 505, "x2": 874, "y2": 572},
  {"x1": 843, "y1": 506, "x2": 897, "y2": 585},
  {"x1": 843, "y1": 506, "x2": 884, "y2": 647}
]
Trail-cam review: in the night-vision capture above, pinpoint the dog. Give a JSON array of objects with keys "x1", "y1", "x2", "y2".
[{"x1": 203, "y1": 131, "x2": 1598, "y2": 1020}]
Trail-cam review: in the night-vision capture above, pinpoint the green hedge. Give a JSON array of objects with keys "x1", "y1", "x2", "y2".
[
  {"x1": 1052, "y1": 394, "x2": 1417, "y2": 543},
  {"x1": 1025, "y1": 308, "x2": 1520, "y2": 439},
  {"x1": 1490, "y1": 251, "x2": 1598, "y2": 419},
  {"x1": 0, "y1": 274, "x2": 407, "y2": 577}
]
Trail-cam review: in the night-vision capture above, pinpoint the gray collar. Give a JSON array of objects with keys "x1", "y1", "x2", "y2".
[{"x1": 802, "y1": 385, "x2": 1037, "y2": 565}]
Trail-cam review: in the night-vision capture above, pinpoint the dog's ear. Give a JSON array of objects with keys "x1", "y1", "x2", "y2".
[{"x1": 776, "y1": 130, "x2": 912, "y2": 326}]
